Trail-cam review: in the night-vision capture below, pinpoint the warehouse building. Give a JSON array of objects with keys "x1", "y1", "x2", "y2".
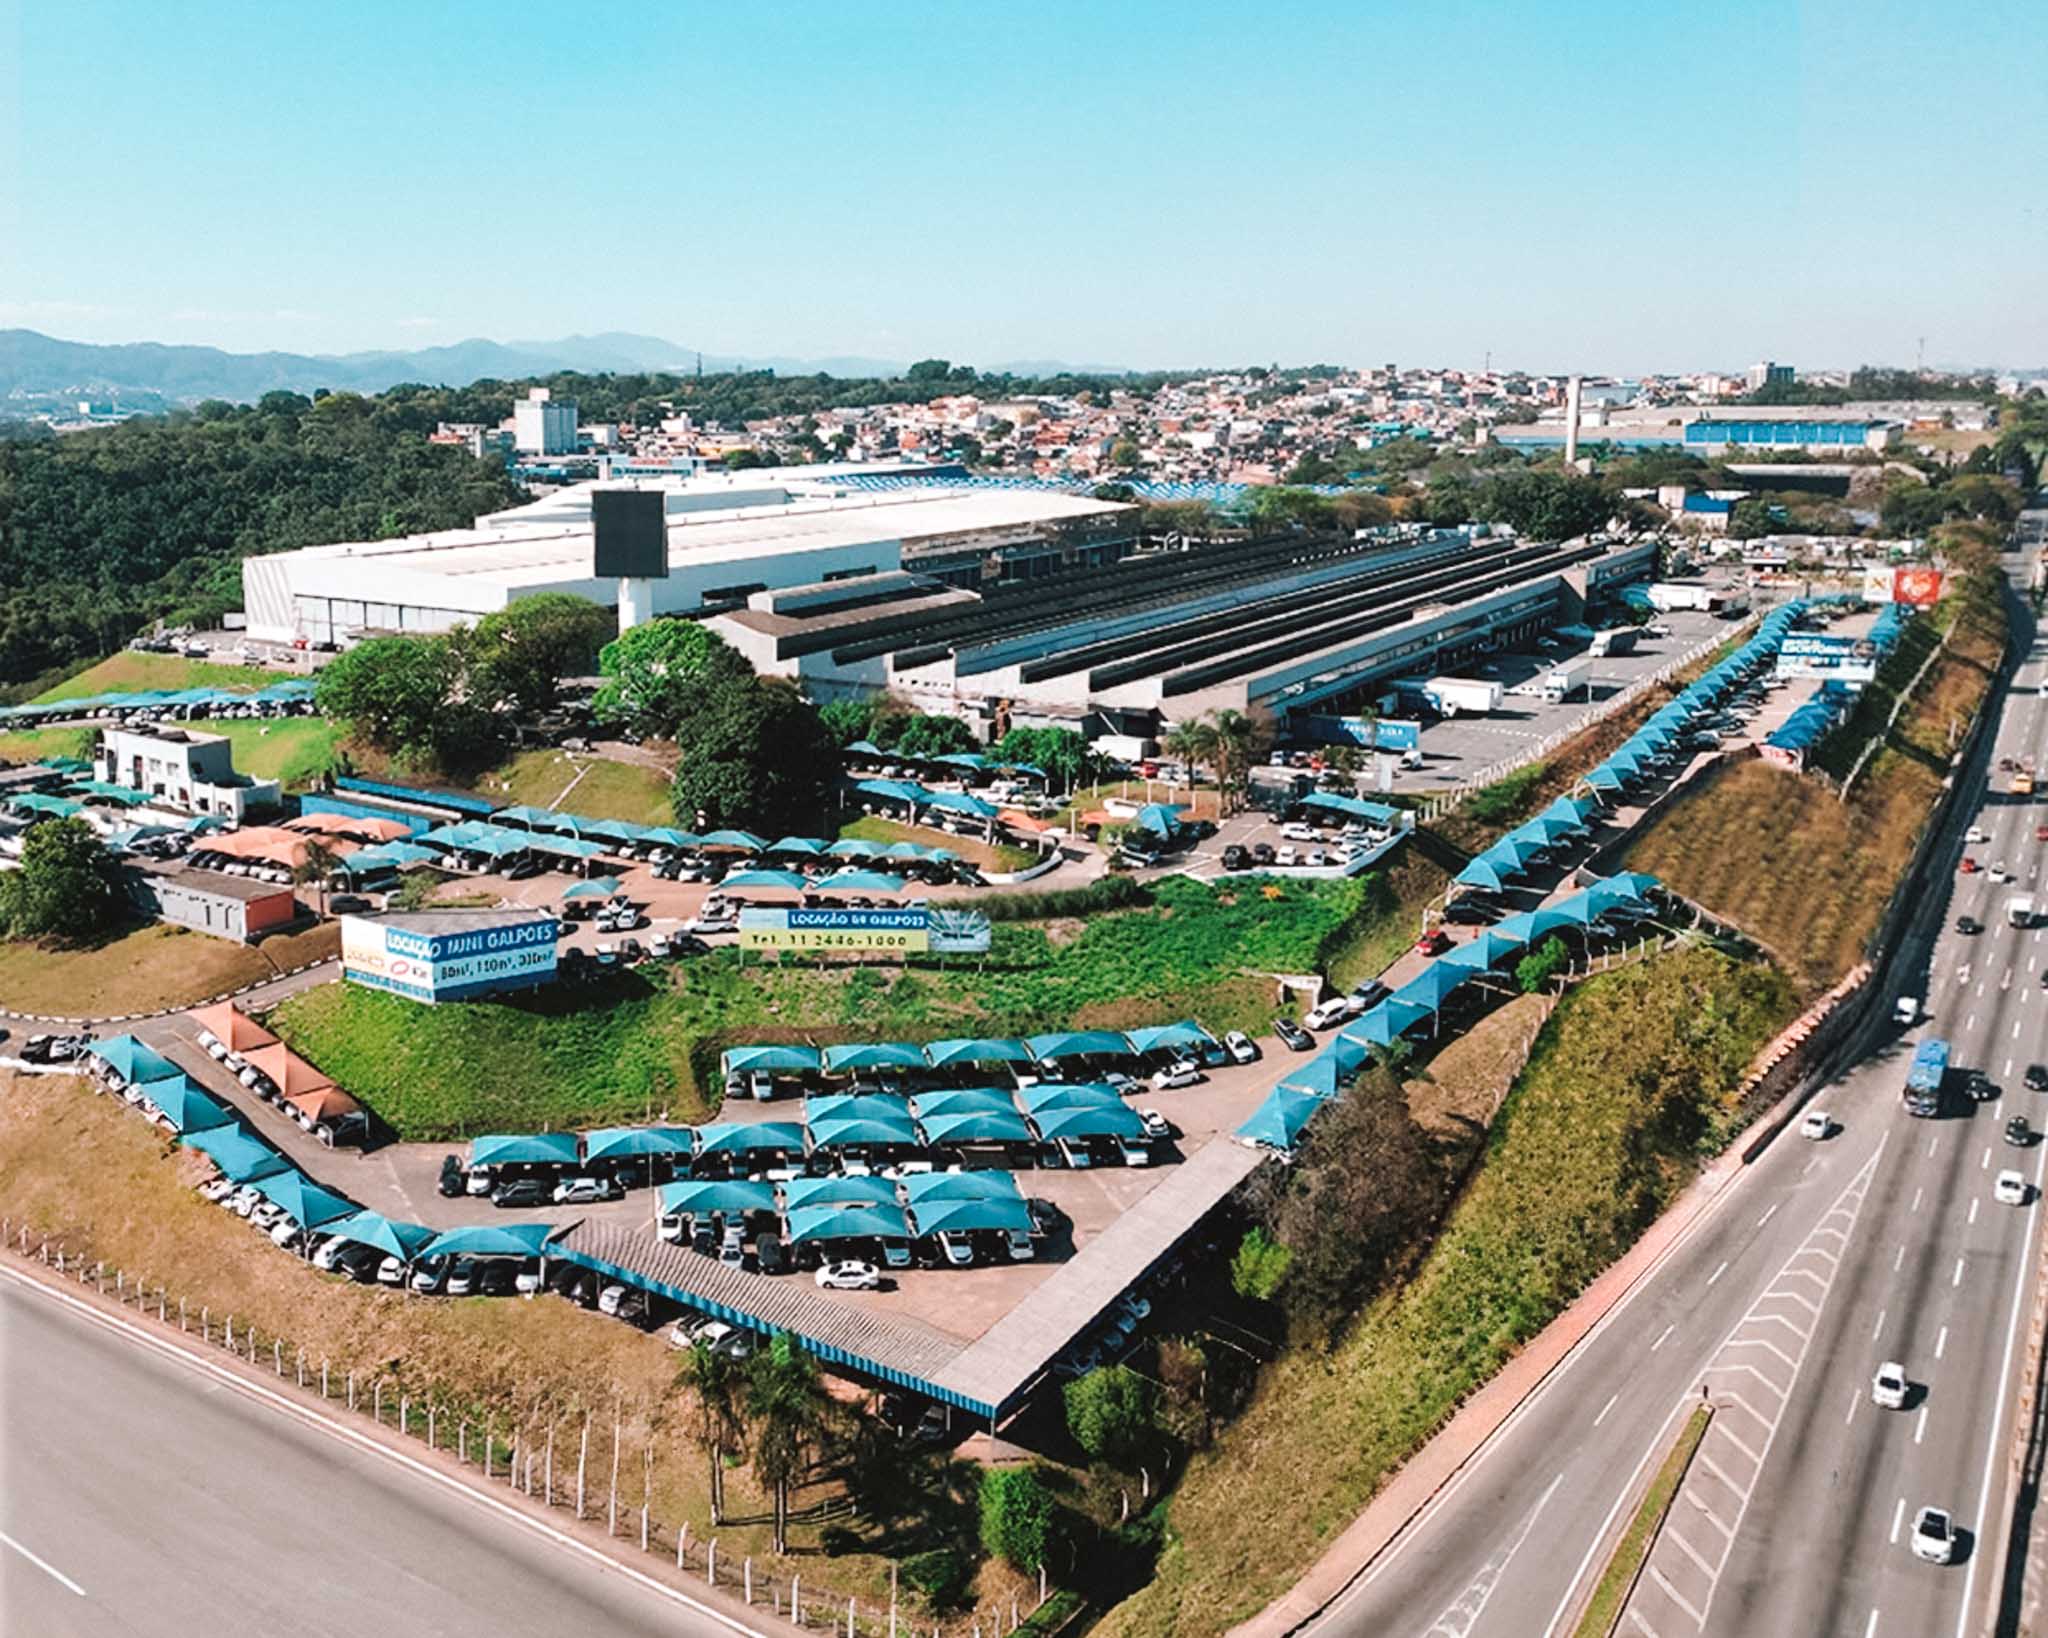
[
  {"x1": 710, "y1": 526, "x2": 1659, "y2": 744},
  {"x1": 240, "y1": 465, "x2": 1135, "y2": 646}
]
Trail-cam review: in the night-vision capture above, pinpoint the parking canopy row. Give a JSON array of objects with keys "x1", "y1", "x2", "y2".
[
  {"x1": 1238, "y1": 870, "x2": 1667, "y2": 1153},
  {"x1": 658, "y1": 1164, "x2": 1032, "y2": 1247},
  {"x1": 0, "y1": 679, "x2": 316, "y2": 727},
  {"x1": 719, "y1": 1020, "x2": 1218, "y2": 1083}
]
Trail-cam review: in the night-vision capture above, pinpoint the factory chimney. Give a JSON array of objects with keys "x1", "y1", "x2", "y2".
[{"x1": 1563, "y1": 375, "x2": 1584, "y2": 466}]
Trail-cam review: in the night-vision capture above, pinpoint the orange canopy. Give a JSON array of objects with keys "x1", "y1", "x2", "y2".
[
  {"x1": 282, "y1": 1085, "x2": 362, "y2": 1122},
  {"x1": 186, "y1": 1002, "x2": 279, "y2": 1054},
  {"x1": 202, "y1": 827, "x2": 360, "y2": 869},
  {"x1": 241, "y1": 1042, "x2": 337, "y2": 1100},
  {"x1": 285, "y1": 813, "x2": 411, "y2": 843}
]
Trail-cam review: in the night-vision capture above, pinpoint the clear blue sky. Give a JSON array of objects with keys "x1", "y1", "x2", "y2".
[{"x1": 3, "y1": 0, "x2": 2042, "y2": 374}]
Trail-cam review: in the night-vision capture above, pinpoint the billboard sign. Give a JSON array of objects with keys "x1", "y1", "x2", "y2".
[
  {"x1": 340, "y1": 914, "x2": 559, "y2": 1004},
  {"x1": 1299, "y1": 715, "x2": 1421, "y2": 750},
  {"x1": 1775, "y1": 633, "x2": 1877, "y2": 684},
  {"x1": 1861, "y1": 566, "x2": 1896, "y2": 604},
  {"x1": 738, "y1": 906, "x2": 993, "y2": 956},
  {"x1": 1893, "y1": 566, "x2": 1942, "y2": 608},
  {"x1": 592, "y1": 488, "x2": 669, "y2": 579}
]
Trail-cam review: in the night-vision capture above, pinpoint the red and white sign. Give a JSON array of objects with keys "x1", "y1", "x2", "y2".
[{"x1": 1893, "y1": 566, "x2": 1943, "y2": 608}]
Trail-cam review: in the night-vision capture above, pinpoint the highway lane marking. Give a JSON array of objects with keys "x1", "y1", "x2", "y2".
[
  {"x1": 0, "y1": 1530, "x2": 86, "y2": 1597},
  {"x1": 1929, "y1": 1136, "x2": 1941, "y2": 1157},
  {"x1": 1416, "y1": 1472, "x2": 1562, "y2": 1638},
  {"x1": 1665, "y1": 1527, "x2": 1715, "y2": 1578},
  {"x1": 1646, "y1": 1566, "x2": 1704, "y2": 1627},
  {"x1": 1801, "y1": 1157, "x2": 1818, "y2": 1177},
  {"x1": 1845, "y1": 1389, "x2": 1859, "y2": 1426},
  {"x1": 1866, "y1": 1607, "x2": 1880, "y2": 1638},
  {"x1": 1651, "y1": 1323, "x2": 1675, "y2": 1351},
  {"x1": 1912, "y1": 1187, "x2": 1923, "y2": 1213},
  {"x1": 1915, "y1": 1405, "x2": 1929, "y2": 1445},
  {"x1": 1937, "y1": 1325, "x2": 1949, "y2": 1359},
  {"x1": 1752, "y1": 1311, "x2": 1808, "y2": 1341},
  {"x1": 1895, "y1": 1244, "x2": 1907, "y2": 1272},
  {"x1": 1872, "y1": 1307, "x2": 1887, "y2": 1342},
  {"x1": 1971, "y1": 1198, "x2": 1981, "y2": 1225},
  {"x1": 0, "y1": 1264, "x2": 774, "y2": 1638},
  {"x1": 1956, "y1": 1256, "x2": 1968, "y2": 1288},
  {"x1": 1626, "y1": 1612, "x2": 1658, "y2": 1637},
  {"x1": 1594, "y1": 1393, "x2": 1618, "y2": 1428},
  {"x1": 1890, "y1": 1496, "x2": 1907, "y2": 1543},
  {"x1": 1757, "y1": 1204, "x2": 1778, "y2": 1228},
  {"x1": 1707, "y1": 1260, "x2": 1729, "y2": 1286}
]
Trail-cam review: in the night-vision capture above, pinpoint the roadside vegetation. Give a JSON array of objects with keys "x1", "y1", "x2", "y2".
[
  {"x1": 0, "y1": 921, "x2": 338, "y2": 1016},
  {"x1": 473, "y1": 746, "x2": 675, "y2": 826},
  {"x1": 269, "y1": 875, "x2": 1397, "y2": 1138},
  {"x1": 1625, "y1": 522, "x2": 2009, "y2": 998},
  {"x1": 1093, "y1": 946, "x2": 1792, "y2": 1638}
]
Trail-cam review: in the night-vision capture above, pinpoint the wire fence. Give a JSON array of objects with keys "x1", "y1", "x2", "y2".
[{"x1": 0, "y1": 1218, "x2": 1055, "y2": 1638}]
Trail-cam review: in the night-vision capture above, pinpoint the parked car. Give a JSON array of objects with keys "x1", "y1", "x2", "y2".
[
  {"x1": 438, "y1": 1154, "x2": 467, "y2": 1198},
  {"x1": 1304, "y1": 996, "x2": 1356, "y2": 1030},
  {"x1": 1150, "y1": 1060, "x2": 1202, "y2": 1091},
  {"x1": 1273, "y1": 1016, "x2": 1314, "y2": 1051},
  {"x1": 1223, "y1": 1030, "x2": 1259, "y2": 1064},
  {"x1": 1136, "y1": 1108, "x2": 1173, "y2": 1141},
  {"x1": 553, "y1": 1174, "x2": 623, "y2": 1204},
  {"x1": 491, "y1": 1177, "x2": 553, "y2": 1209},
  {"x1": 1414, "y1": 929, "x2": 1454, "y2": 957},
  {"x1": 1799, "y1": 1110, "x2": 1833, "y2": 1140},
  {"x1": 756, "y1": 1232, "x2": 789, "y2": 1275},
  {"x1": 444, "y1": 1257, "x2": 480, "y2": 1296},
  {"x1": 815, "y1": 1260, "x2": 882, "y2": 1291},
  {"x1": 1221, "y1": 844, "x2": 1248, "y2": 871}
]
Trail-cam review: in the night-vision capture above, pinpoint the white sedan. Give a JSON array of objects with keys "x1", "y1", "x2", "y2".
[
  {"x1": 1996, "y1": 1169, "x2": 2031, "y2": 1206},
  {"x1": 1799, "y1": 1110, "x2": 1833, "y2": 1141},
  {"x1": 1280, "y1": 822, "x2": 1321, "y2": 843},
  {"x1": 814, "y1": 1260, "x2": 882, "y2": 1292},
  {"x1": 1150, "y1": 1062, "x2": 1202, "y2": 1091},
  {"x1": 1223, "y1": 1030, "x2": 1259, "y2": 1065},
  {"x1": 1871, "y1": 1360, "x2": 1908, "y2": 1410}
]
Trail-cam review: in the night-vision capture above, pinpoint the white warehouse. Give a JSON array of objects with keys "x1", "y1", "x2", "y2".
[{"x1": 240, "y1": 466, "x2": 1135, "y2": 646}]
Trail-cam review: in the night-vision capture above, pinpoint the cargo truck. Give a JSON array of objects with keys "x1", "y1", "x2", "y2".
[
  {"x1": 1588, "y1": 628, "x2": 1638, "y2": 658},
  {"x1": 1647, "y1": 582, "x2": 1721, "y2": 613},
  {"x1": 1904, "y1": 1037, "x2": 1949, "y2": 1117},
  {"x1": 1424, "y1": 677, "x2": 1505, "y2": 717},
  {"x1": 2013, "y1": 759, "x2": 2036, "y2": 797},
  {"x1": 2010, "y1": 894, "x2": 2037, "y2": 929},
  {"x1": 1541, "y1": 657, "x2": 1594, "y2": 702}
]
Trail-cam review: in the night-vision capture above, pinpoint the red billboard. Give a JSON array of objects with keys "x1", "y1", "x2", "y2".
[{"x1": 1893, "y1": 566, "x2": 1943, "y2": 608}]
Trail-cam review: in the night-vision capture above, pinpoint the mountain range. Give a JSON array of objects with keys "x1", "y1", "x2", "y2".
[{"x1": 0, "y1": 329, "x2": 1128, "y2": 407}]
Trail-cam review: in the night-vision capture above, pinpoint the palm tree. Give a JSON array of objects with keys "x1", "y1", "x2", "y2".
[
  {"x1": 292, "y1": 839, "x2": 341, "y2": 917},
  {"x1": 678, "y1": 1340, "x2": 748, "y2": 1525},
  {"x1": 1162, "y1": 719, "x2": 1219, "y2": 796},
  {"x1": 1207, "y1": 709, "x2": 1261, "y2": 814},
  {"x1": 746, "y1": 1333, "x2": 830, "y2": 1554}
]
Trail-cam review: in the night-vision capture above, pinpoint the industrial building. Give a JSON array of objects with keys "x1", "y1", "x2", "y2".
[
  {"x1": 1497, "y1": 405, "x2": 1901, "y2": 456},
  {"x1": 709, "y1": 525, "x2": 1659, "y2": 746},
  {"x1": 96, "y1": 723, "x2": 280, "y2": 822},
  {"x1": 239, "y1": 465, "x2": 1135, "y2": 645},
  {"x1": 138, "y1": 864, "x2": 300, "y2": 943}
]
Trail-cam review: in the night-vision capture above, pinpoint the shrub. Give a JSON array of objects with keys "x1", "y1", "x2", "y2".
[
  {"x1": 979, "y1": 1467, "x2": 1056, "y2": 1571},
  {"x1": 1230, "y1": 1226, "x2": 1292, "y2": 1302},
  {"x1": 901, "y1": 1546, "x2": 976, "y2": 1610},
  {"x1": 1064, "y1": 1365, "x2": 1157, "y2": 1468},
  {"x1": 1515, "y1": 935, "x2": 1570, "y2": 994}
]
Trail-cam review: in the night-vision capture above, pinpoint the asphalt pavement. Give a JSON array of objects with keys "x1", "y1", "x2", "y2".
[
  {"x1": 0, "y1": 1270, "x2": 767, "y2": 1638},
  {"x1": 1305, "y1": 546, "x2": 2047, "y2": 1638}
]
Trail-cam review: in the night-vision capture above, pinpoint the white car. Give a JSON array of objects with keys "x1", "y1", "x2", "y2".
[
  {"x1": 1910, "y1": 1505, "x2": 1956, "y2": 1564},
  {"x1": 1102, "y1": 1071, "x2": 1141, "y2": 1095},
  {"x1": 311, "y1": 1236, "x2": 353, "y2": 1271},
  {"x1": 1281, "y1": 822, "x2": 1320, "y2": 843},
  {"x1": 1274, "y1": 846, "x2": 1299, "y2": 867},
  {"x1": 1150, "y1": 1062, "x2": 1202, "y2": 1091},
  {"x1": 197, "y1": 1177, "x2": 237, "y2": 1204},
  {"x1": 1117, "y1": 1138, "x2": 1154, "y2": 1167},
  {"x1": 1136, "y1": 1108, "x2": 1172, "y2": 1141},
  {"x1": 1224, "y1": 1031, "x2": 1259, "y2": 1065},
  {"x1": 1871, "y1": 1360, "x2": 1909, "y2": 1410},
  {"x1": 1305, "y1": 997, "x2": 1356, "y2": 1031},
  {"x1": 1967, "y1": 826, "x2": 1990, "y2": 844},
  {"x1": 815, "y1": 1260, "x2": 881, "y2": 1291},
  {"x1": 1996, "y1": 1169, "x2": 2031, "y2": 1206},
  {"x1": 552, "y1": 1175, "x2": 621, "y2": 1205},
  {"x1": 1990, "y1": 863, "x2": 2010, "y2": 883},
  {"x1": 1799, "y1": 1110, "x2": 1833, "y2": 1141}
]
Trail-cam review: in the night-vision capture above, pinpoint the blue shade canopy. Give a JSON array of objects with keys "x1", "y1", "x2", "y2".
[
  {"x1": 698, "y1": 829, "x2": 768, "y2": 852},
  {"x1": 1318, "y1": 1032, "x2": 1371, "y2": 1077},
  {"x1": 1020, "y1": 1082, "x2": 1124, "y2": 1114},
  {"x1": 562, "y1": 876, "x2": 624, "y2": 900},
  {"x1": 721, "y1": 869, "x2": 810, "y2": 893},
  {"x1": 854, "y1": 778, "x2": 928, "y2": 807},
  {"x1": 909, "y1": 1196, "x2": 1033, "y2": 1237},
  {"x1": 721, "y1": 1044, "x2": 824, "y2": 1075},
  {"x1": 182, "y1": 1126, "x2": 291, "y2": 1183},
  {"x1": 804, "y1": 1092, "x2": 917, "y2": 1121},
  {"x1": 844, "y1": 740, "x2": 884, "y2": 757},
  {"x1": 1492, "y1": 907, "x2": 1581, "y2": 944},
  {"x1": 821, "y1": 1042, "x2": 927, "y2": 1073},
  {"x1": 785, "y1": 1203, "x2": 912, "y2": 1244},
  {"x1": 1237, "y1": 1087, "x2": 1327, "y2": 1151},
  {"x1": 809, "y1": 1115, "x2": 920, "y2": 1150},
  {"x1": 249, "y1": 1171, "x2": 359, "y2": 1229},
  {"x1": 812, "y1": 869, "x2": 909, "y2": 893},
  {"x1": 918, "y1": 1108, "x2": 1036, "y2": 1146},
  {"x1": 135, "y1": 1074, "x2": 232, "y2": 1133},
  {"x1": 923, "y1": 789, "x2": 1000, "y2": 820},
  {"x1": 1123, "y1": 1021, "x2": 1215, "y2": 1055},
  {"x1": 1583, "y1": 764, "x2": 1631, "y2": 791},
  {"x1": 1302, "y1": 792, "x2": 1400, "y2": 824},
  {"x1": 780, "y1": 1174, "x2": 900, "y2": 1212},
  {"x1": 1438, "y1": 930, "x2": 1526, "y2": 970},
  {"x1": 638, "y1": 827, "x2": 703, "y2": 849},
  {"x1": 932, "y1": 752, "x2": 991, "y2": 771},
  {"x1": 421, "y1": 1222, "x2": 557, "y2": 1259},
  {"x1": 1390, "y1": 962, "x2": 1473, "y2": 1012},
  {"x1": 1344, "y1": 997, "x2": 1435, "y2": 1046},
  {"x1": 658, "y1": 1179, "x2": 778, "y2": 1217},
  {"x1": 1132, "y1": 802, "x2": 1183, "y2": 836},
  {"x1": 1541, "y1": 795, "x2": 1603, "y2": 825},
  {"x1": 1455, "y1": 857, "x2": 1515, "y2": 891},
  {"x1": 922, "y1": 1038, "x2": 1033, "y2": 1069},
  {"x1": 765, "y1": 836, "x2": 828, "y2": 856},
  {"x1": 826, "y1": 838, "x2": 882, "y2": 858},
  {"x1": 1277, "y1": 1053, "x2": 1346, "y2": 1098},
  {"x1": 320, "y1": 1210, "x2": 438, "y2": 1262},
  {"x1": 1030, "y1": 1103, "x2": 1146, "y2": 1141},
  {"x1": 470, "y1": 1132, "x2": 581, "y2": 1168},
  {"x1": 910, "y1": 1086, "x2": 1019, "y2": 1118},
  {"x1": 582, "y1": 1126, "x2": 696, "y2": 1162},
  {"x1": 900, "y1": 1170, "x2": 1024, "y2": 1205},
  {"x1": 1026, "y1": 1030, "x2": 1135, "y2": 1061},
  {"x1": 88, "y1": 1036, "x2": 180, "y2": 1084},
  {"x1": 693, "y1": 1121, "x2": 807, "y2": 1156}
]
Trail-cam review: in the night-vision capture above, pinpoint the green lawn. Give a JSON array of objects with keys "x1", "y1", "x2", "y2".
[
  {"x1": 208, "y1": 718, "x2": 342, "y2": 789},
  {"x1": 0, "y1": 725, "x2": 94, "y2": 767},
  {"x1": 35, "y1": 651, "x2": 276, "y2": 702},
  {"x1": 470, "y1": 749, "x2": 674, "y2": 826},
  {"x1": 1094, "y1": 947, "x2": 1795, "y2": 1638},
  {"x1": 0, "y1": 922, "x2": 340, "y2": 1017},
  {"x1": 268, "y1": 875, "x2": 1386, "y2": 1138}
]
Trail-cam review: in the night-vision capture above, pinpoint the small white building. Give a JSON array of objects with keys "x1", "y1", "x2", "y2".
[
  {"x1": 96, "y1": 724, "x2": 279, "y2": 822},
  {"x1": 512, "y1": 388, "x2": 579, "y2": 455}
]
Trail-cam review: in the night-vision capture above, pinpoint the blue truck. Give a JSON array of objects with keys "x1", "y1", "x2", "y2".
[{"x1": 1904, "y1": 1037, "x2": 1949, "y2": 1117}]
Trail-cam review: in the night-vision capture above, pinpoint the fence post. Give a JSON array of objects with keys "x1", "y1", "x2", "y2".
[
  {"x1": 460, "y1": 1423, "x2": 468, "y2": 1464},
  {"x1": 789, "y1": 1571, "x2": 796, "y2": 1623},
  {"x1": 200, "y1": 1304, "x2": 207, "y2": 1340},
  {"x1": 401, "y1": 1396, "x2": 409, "y2": 1437},
  {"x1": 347, "y1": 1372, "x2": 355, "y2": 1412},
  {"x1": 745, "y1": 1558, "x2": 753, "y2": 1604},
  {"x1": 708, "y1": 1539, "x2": 717, "y2": 1586},
  {"x1": 677, "y1": 1522, "x2": 687, "y2": 1569},
  {"x1": 428, "y1": 1403, "x2": 436, "y2": 1449},
  {"x1": 297, "y1": 1348, "x2": 304, "y2": 1387},
  {"x1": 545, "y1": 1423, "x2": 555, "y2": 1506},
  {"x1": 115, "y1": 1270, "x2": 123, "y2": 1300},
  {"x1": 608, "y1": 1410, "x2": 621, "y2": 1536},
  {"x1": 96, "y1": 1260, "x2": 104, "y2": 1293},
  {"x1": 484, "y1": 1419, "x2": 492, "y2": 1479},
  {"x1": 375, "y1": 1380, "x2": 383, "y2": 1424},
  {"x1": 577, "y1": 1416, "x2": 589, "y2": 1519}
]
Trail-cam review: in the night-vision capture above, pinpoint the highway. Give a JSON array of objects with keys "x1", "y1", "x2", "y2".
[
  {"x1": 0, "y1": 1271, "x2": 759, "y2": 1638},
  {"x1": 1311, "y1": 531, "x2": 2048, "y2": 1638}
]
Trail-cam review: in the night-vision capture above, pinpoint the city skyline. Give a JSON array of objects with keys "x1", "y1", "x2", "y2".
[{"x1": 4, "y1": 0, "x2": 2044, "y2": 374}]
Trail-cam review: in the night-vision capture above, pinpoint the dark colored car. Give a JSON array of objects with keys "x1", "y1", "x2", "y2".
[
  {"x1": 1251, "y1": 843, "x2": 1276, "y2": 866},
  {"x1": 1221, "y1": 844, "x2": 1248, "y2": 871},
  {"x1": 492, "y1": 1177, "x2": 554, "y2": 1209},
  {"x1": 2008, "y1": 1116, "x2": 2033, "y2": 1147},
  {"x1": 1968, "y1": 1071, "x2": 1999, "y2": 1103},
  {"x1": 438, "y1": 1154, "x2": 467, "y2": 1198},
  {"x1": 2028, "y1": 1064, "x2": 2048, "y2": 1092},
  {"x1": 1198, "y1": 1041, "x2": 1231, "y2": 1069},
  {"x1": 756, "y1": 1232, "x2": 790, "y2": 1275},
  {"x1": 506, "y1": 855, "x2": 543, "y2": 881},
  {"x1": 1958, "y1": 915, "x2": 1984, "y2": 935},
  {"x1": 328, "y1": 894, "x2": 373, "y2": 915},
  {"x1": 1443, "y1": 897, "x2": 1501, "y2": 925},
  {"x1": 1273, "y1": 1016, "x2": 1315, "y2": 1052},
  {"x1": 1348, "y1": 979, "x2": 1389, "y2": 1010}
]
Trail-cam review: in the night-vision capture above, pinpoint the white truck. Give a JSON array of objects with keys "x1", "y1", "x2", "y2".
[
  {"x1": 1540, "y1": 657, "x2": 1594, "y2": 702},
  {"x1": 1588, "y1": 627, "x2": 1638, "y2": 658},
  {"x1": 1425, "y1": 677, "x2": 1504, "y2": 717},
  {"x1": 2008, "y1": 894, "x2": 2036, "y2": 929},
  {"x1": 1647, "y1": 581, "x2": 1720, "y2": 613}
]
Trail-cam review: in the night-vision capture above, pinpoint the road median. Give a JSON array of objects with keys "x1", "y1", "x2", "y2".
[{"x1": 1568, "y1": 1400, "x2": 1712, "y2": 1638}]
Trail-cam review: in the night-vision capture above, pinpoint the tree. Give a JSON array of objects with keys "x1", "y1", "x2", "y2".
[
  {"x1": 313, "y1": 634, "x2": 475, "y2": 765},
  {"x1": 746, "y1": 1333, "x2": 830, "y2": 1555},
  {"x1": 892, "y1": 712, "x2": 977, "y2": 759},
  {"x1": 1246, "y1": 486, "x2": 1335, "y2": 532},
  {"x1": 995, "y1": 726, "x2": 1097, "y2": 796},
  {"x1": 0, "y1": 817, "x2": 128, "y2": 944},
  {"x1": 1207, "y1": 708, "x2": 1261, "y2": 814},
  {"x1": 291, "y1": 839, "x2": 341, "y2": 918},
  {"x1": 592, "y1": 620, "x2": 749, "y2": 739},
  {"x1": 1229, "y1": 1226, "x2": 1291, "y2": 1302},
  {"x1": 1109, "y1": 436, "x2": 1142, "y2": 470},
  {"x1": 816, "y1": 697, "x2": 875, "y2": 748},
  {"x1": 669, "y1": 675, "x2": 838, "y2": 836},
  {"x1": 978, "y1": 1467, "x2": 1055, "y2": 1572},
  {"x1": 1475, "y1": 470, "x2": 1612, "y2": 541},
  {"x1": 1063, "y1": 1365, "x2": 1157, "y2": 1469},
  {"x1": 459, "y1": 593, "x2": 613, "y2": 720},
  {"x1": 1515, "y1": 935, "x2": 1571, "y2": 993},
  {"x1": 1155, "y1": 1338, "x2": 1215, "y2": 1451},
  {"x1": 1162, "y1": 718, "x2": 1218, "y2": 787},
  {"x1": 678, "y1": 1340, "x2": 749, "y2": 1525}
]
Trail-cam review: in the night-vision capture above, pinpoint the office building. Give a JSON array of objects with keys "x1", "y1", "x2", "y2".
[{"x1": 512, "y1": 387, "x2": 579, "y2": 455}]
